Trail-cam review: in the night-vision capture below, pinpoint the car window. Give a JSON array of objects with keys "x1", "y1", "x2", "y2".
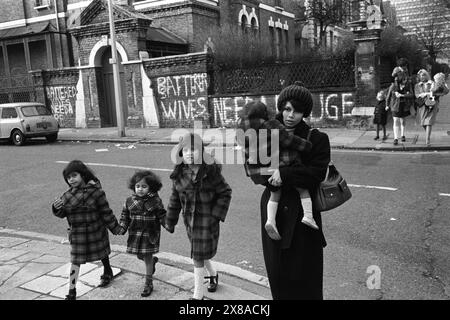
[
  {"x1": 21, "y1": 105, "x2": 52, "y2": 117},
  {"x1": 1, "y1": 108, "x2": 18, "y2": 119}
]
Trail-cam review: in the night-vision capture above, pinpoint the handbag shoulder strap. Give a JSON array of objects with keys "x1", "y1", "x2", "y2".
[{"x1": 307, "y1": 128, "x2": 331, "y2": 181}]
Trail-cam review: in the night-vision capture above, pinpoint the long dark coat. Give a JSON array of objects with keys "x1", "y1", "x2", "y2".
[
  {"x1": 166, "y1": 163, "x2": 232, "y2": 261},
  {"x1": 119, "y1": 193, "x2": 166, "y2": 256},
  {"x1": 261, "y1": 118, "x2": 330, "y2": 300},
  {"x1": 52, "y1": 181, "x2": 120, "y2": 264}
]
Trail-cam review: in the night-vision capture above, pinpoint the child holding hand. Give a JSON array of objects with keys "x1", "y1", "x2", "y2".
[{"x1": 117, "y1": 170, "x2": 168, "y2": 297}]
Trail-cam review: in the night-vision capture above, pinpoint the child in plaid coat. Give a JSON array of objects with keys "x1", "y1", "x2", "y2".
[
  {"x1": 52, "y1": 160, "x2": 121, "y2": 300},
  {"x1": 165, "y1": 133, "x2": 232, "y2": 300},
  {"x1": 236, "y1": 101, "x2": 317, "y2": 241},
  {"x1": 117, "y1": 170, "x2": 167, "y2": 297}
]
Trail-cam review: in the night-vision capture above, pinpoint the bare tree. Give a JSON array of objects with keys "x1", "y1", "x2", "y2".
[
  {"x1": 412, "y1": 15, "x2": 449, "y2": 64},
  {"x1": 302, "y1": 0, "x2": 352, "y2": 48}
]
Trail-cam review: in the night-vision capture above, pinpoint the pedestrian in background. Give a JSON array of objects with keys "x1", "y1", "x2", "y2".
[
  {"x1": 386, "y1": 69, "x2": 415, "y2": 145},
  {"x1": 52, "y1": 160, "x2": 121, "y2": 300},
  {"x1": 415, "y1": 70, "x2": 450, "y2": 146},
  {"x1": 236, "y1": 100, "x2": 316, "y2": 241},
  {"x1": 165, "y1": 133, "x2": 232, "y2": 300},
  {"x1": 260, "y1": 82, "x2": 330, "y2": 300},
  {"x1": 373, "y1": 89, "x2": 388, "y2": 141},
  {"x1": 117, "y1": 170, "x2": 168, "y2": 297}
]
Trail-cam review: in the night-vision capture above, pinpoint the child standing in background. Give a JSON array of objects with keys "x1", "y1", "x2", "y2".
[
  {"x1": 373, "y1": 90, "x2": 388, "y2": 141},
  {"x1": 118, "y1": 170, "x2": 168, "y2": 297},
  {"x1": 52, "y1": 160, "x2": 121, "y2": 300}
]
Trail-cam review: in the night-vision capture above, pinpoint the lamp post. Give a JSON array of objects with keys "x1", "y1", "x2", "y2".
[{"x1": 107, "y1": 0, "x2": 125, "y2": 137}]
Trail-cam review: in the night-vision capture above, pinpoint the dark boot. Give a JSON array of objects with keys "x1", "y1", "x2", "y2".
[
  {"x1": 141, "y1": 276, "x2": 153, "y2": 297},
  {"x1": 98, "y1": 272, "x2": 113, "y2": 287},
  {"x1": 65, "y1": 288, "x2": 76, "y2": 300}
]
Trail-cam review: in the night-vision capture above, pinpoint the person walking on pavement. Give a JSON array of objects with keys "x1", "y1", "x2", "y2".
[
  {"x1": 415, "y1": 70, "x2": 450, "y2": 146},
  {"x1": 260, "y1": 82, "x2": 330, "y2": 300},
  {"x1": 117, "y1": 170, "x2": 169, "y2": 297},
  {"x1": 165, "y1": 133, "x2": 232, "y2": 300},
  {"x1": 236, "y1": 100, "x2": 316, "y2": 241},
  {"x1": 373, "y1": 90, "x2": 388, "y2": 141},
  {"x1": 52, "y1": 160, "x2": 121, "y2": 300},
  {"x1": 386, "y1": 69, "x2": 415, "y2": 145}
]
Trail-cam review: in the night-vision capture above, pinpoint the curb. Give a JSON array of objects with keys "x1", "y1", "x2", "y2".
[
  {"x1": 58, "y1": 138, "x2": 450, "y2": 152},
  {"x1": 0, "y1": 227, "x2": 269, "y2": 289}
]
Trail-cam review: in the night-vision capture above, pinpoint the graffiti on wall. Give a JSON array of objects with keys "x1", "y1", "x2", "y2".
[
  {"x1": 156, "y1": 73, "x2": 209, "y2": 122},
  {"x1": 210, "y1": 92, "x2": 355, "y2": 127},
  {"x1": 46, "y1": 86, "x2": 77, "y2": 126}
]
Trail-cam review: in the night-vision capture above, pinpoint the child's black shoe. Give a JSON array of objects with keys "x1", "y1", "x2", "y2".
[
  {"x1": 374, "y1": 136, "x2": 379, "y2": 140},
  {"x1": 141, "y1": 277, "x2": 153, "y2": 297},
  {"x1": 205, "y1": 273, "x2": 219, "y2": 292},
  {"x1": 65, "y1": 288, "x2": 76, "y2": 300},
  {"x1": 98, "y1": 273, "x2": 113, "y2": 287}
]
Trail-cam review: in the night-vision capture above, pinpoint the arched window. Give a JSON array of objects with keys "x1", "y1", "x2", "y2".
[{"x1": 241, "y1": 15, "x2": 248, "y2": 34}]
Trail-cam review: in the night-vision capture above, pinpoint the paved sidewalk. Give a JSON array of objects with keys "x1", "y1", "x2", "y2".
[
  {"x1": 0, "y1": 228, "x2": 271, "y2": 300},
  {"x1": 57, "y1": 120, "x2": 450, "y2": 152}
]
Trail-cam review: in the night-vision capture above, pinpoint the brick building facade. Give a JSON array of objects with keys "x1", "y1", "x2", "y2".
[{"x1": 0, "y1": 0, "x2": 297, "y2": 128}]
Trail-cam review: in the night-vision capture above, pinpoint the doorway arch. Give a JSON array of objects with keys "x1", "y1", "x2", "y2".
[
  {"x1": 98, "y1": 47, "x2": 128, "y2": 127},
  {"x1": 89, "y1": 38, "x2": 128, "y2": 127}
]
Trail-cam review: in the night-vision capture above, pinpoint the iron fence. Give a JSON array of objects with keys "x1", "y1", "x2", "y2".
[
  {"x1": 212, "y1": 58, "x2": 355, "y2": 95},
  {"x1": 0, "y1": 75, "x2": 36, "y2": 104}
]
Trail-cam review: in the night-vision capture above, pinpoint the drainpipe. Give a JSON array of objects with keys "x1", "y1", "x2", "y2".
[{"x1": 54, "y1": 0, "x2": 60, "y2": 31}]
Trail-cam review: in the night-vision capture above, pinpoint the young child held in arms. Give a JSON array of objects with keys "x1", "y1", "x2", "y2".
[{"x1": 237, "y1": 100, "x2": 317, "y2": 242}]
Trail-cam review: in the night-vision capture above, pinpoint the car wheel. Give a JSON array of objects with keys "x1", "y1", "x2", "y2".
[
  {"x1": 11, "y1": 129, "x2": 26, "y2": 146},
  {"x1": 46, "y1": 133, "x2": 58, "y2": 143}
]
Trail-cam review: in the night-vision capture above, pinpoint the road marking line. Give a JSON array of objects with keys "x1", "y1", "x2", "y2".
[
  {"x1": 348, "y1": 184, "x2": 397, "y2": 191},
  {"x1": 439, "y1": 193, "x2": 450, "y2": 197},
  {"x1": 55, "y1": 161, "x2": 172, "y2": 172}
]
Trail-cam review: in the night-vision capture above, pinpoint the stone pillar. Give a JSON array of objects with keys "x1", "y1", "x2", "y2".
[
  {"x1": 349, "y1": 1, "x2": 385, "y2": 111},
  {"x1": 30, "y1": 70, "x2": 46, "y2": 104}
]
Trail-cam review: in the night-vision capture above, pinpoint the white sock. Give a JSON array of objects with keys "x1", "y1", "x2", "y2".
[
  {"x1": 193, "y1": 267, "x2": 205, "y2": 299},
  {"x1": 204, "y1": 259, "x2": 216, "y2": 277},
  {"x1": 266, "y1": 200, "x2": 278, "y2": 224},
  {"x1": 301, "y1": 197, "x2": 313, "y2": 220},
  {"x1": 69, "y1": 264, "x2": 80, "y2": 290}
]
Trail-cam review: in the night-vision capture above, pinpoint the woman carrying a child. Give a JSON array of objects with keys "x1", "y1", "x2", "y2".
[
  {"x1": 415, "y1": 70, "x2": 449, "y2": 146},
  {"x1": 260, "y1": 82, "x2": 330, "y2": 300}
]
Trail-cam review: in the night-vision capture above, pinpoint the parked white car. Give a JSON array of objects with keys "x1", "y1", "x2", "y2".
[{"x1": 0, "y1": 102, "x2": 59, "y2": 146}]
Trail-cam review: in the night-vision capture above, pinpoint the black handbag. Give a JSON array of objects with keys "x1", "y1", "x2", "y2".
[
  {"x1": 307, "y1": 129, "x2": 352, "y2": 212},
  {"x1": 312, "y1": 162, "x2": 352, "y2": 212}
]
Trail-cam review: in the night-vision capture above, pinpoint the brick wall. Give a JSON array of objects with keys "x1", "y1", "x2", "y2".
[
  {"x1": 144, "y1": 52, "x2": 212, "y2": 128},
  {"x1": 0, "y1": 0, "x2": 25, "y2": 22},
  {"x1": 209, "y1": 87, "x2": 356, "y2": 128},
  {"x1": 31, "y1": 68, "x2": 80, "y2": 128}
]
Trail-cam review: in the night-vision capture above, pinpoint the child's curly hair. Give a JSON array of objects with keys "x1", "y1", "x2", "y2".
[
  {"x1": 128, "y1": 170, "x2": 162, "y2": 193},
  {"x1": 433, "y1": 72, "x2": 446, "y2": 88}
]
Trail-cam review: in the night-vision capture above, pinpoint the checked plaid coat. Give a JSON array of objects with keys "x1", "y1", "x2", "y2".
[
  {"x1": 119, "y1": 193, "x2": 166, "y2": 256},
  {"x1": 166, "y1": 163, "x2": 232, "y2": 260},
  {"x1": 236, "y1": 117, "x2": 312, "y2": 185},
  {"x1": 52, "y1": 180, "x2": 120, "y2": 264}
]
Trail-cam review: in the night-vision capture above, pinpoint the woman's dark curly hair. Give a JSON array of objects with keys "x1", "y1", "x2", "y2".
[
  {"x1": 63, "y1": 160, "x2": 98, "y2": 187},
  {"x1": 128, "y1": 170, "x2": 162, "y2": 193}
]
